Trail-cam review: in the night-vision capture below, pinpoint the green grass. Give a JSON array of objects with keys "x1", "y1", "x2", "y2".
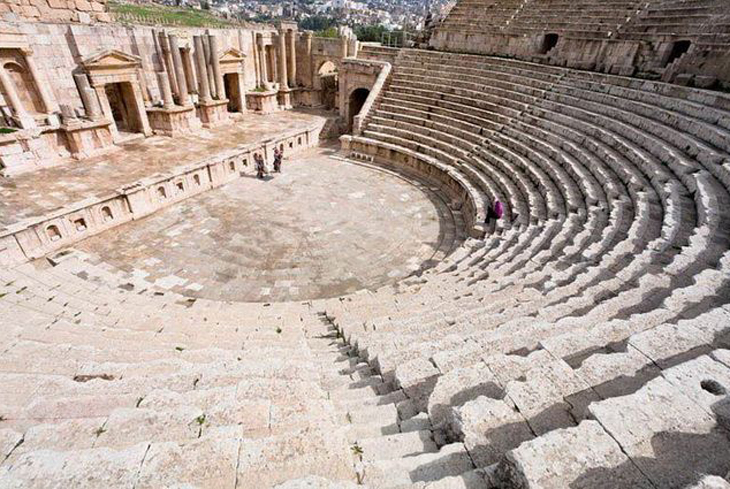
[{"x1": 109, "y1": 1, "x2": 238, "y2": 28}]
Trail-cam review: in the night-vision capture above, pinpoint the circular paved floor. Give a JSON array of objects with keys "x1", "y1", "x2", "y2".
[{"x1": 76, "y1": 146, "x2": 458, "y2": 302}]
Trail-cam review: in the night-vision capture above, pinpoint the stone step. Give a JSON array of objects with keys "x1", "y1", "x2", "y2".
[
  {"x1": 355, "y1": 430, "x2": 438, "y2": 462},
  {"x1": 359, "y1": 442, "x2": 475, "y2": 487}
]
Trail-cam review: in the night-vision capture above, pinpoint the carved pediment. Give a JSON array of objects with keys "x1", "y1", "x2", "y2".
[
  {"x1": 219, "y1": 47, "x2": 246, "y2": 64},
  {"x1": 81, "y1": 49, "x2": 142, "y2": 71}
]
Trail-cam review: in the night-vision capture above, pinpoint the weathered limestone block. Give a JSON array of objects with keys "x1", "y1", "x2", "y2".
[
  {"x1": 0, "y1": 429, "x2": 22, "y2": 460},
  {"x1": 573, "y1": 347, "x2": 659, "y2": 399},
  {"x1": 10, "y1": 418, "x2": 102, "y2": 456},
  {"x1": 147, "y1": 105, "x2": 202, "y2": 137},
  {"x1": 687, "y1": 476, "x2": 730, "y2": 489},
  {"x1": 504, "y1": 358, "x2": 596, "y2": 434},
  {"x1": 660, "y1": 354, "x2": 730, "y2": 415},
  {"x1": 247, "y1": 90, "x2": 280, "y2": 114},
  {"x1": 453, "y1": 395, "x2": 533, "y2": 468},
  {"x1": 427, "y1": 362, "x2": 503, "y2": 442},
  {"x1": 483, "y1": 350, "x2": 554, "y2": 387},
  {"x1": 629, "y1": 322, "x2": 714, "y2": 369},
  {"x1": 136, "y1": 429, "x2": 240, "y2": 488},
  {"x1": 395, "y1": 357, "x2": 440, "y2": 412},
  {"x1": 0, "y1": 234, "x2": 27, "y2": 267},
  {"x1": 196, "y1": 99, "x2": 229, "y2": 128},
  {"x1": 274, "y1": 476, "x2": 363, "y2": 488},
  {"x1": 497, "y1": 421, "x2": 653, "y2": 488},
  {"x1": 95, "y1": 407, "x2": 203, "y2": 449},
  {"x1": 0, "y1": 443, "x2": 149, "y2": 488},
  {"x1": 590, "y1": 376, "x2": 730, "y2": 488},
  {"x1": 236, "y1": 427, "x2": 353, "y2": 486}
]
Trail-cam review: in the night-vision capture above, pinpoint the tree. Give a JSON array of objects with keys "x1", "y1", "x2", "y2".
[{"x1": 299, "y1": 15, "x2": 337, "y2": 32}]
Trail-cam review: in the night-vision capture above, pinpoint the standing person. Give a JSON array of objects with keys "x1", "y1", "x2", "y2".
[
  {"x1": 273, "y1": 146, "x2": 281, "y2": 173},
  {"x1": 494, "y1": 200, "x2": 503, "y2": 220},
  {"x1": 486, "y1": 199, "x2": 504, "y2": 232},
  {"x1": 255, "y1": 152, "x2": 265, "y2": 179}
]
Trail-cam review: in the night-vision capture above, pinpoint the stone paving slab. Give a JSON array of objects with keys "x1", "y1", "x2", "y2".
[
  {"x1": 72, "y1": 147, "x2": 454, "y2": 302},
  {"x1": 0, "y1": 109, "x2": 331, "y2": 229}
]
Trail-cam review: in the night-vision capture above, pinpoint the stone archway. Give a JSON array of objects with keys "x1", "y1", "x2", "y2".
[
  {"x1": 348, "y1": 87, "x2": 370, "y2": 131},
  {"x1": 317, "y1": 61, "x2": 338, "y2": 109},
  {"x1": 4, "y1": 61, "x2": 43, "y2": 114}
]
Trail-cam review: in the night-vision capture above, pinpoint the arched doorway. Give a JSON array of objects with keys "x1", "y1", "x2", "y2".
[
  {"x1": 665, "y1": 40, "x2": 692, "y2": 67},
  {"x1": 539, "y1": 33, "x2": 559, "y2": 55},
  {"x1": 348, "y1": 87, "x2": 370, "y2": 132},
  {"x1": 317, "y1": 61, "x2": 338, "y2": 109},
  {"x1": 4, "y1": 61, "x2": 43, "y2": 114}
]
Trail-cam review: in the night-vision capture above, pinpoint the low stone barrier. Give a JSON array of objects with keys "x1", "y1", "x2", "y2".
[
  {"x1": 341, "y1": 134, "x2": 487, "y2": 239},
  {"x1": 0, "y1": 122, "x2": 323, "y2": 267}
]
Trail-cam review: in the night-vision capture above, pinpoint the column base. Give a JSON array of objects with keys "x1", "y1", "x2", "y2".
[
  {"x1": 147, "y1": 105, "x2": 203, "y2": 137},
  {"x1": 246, "y1": 90, "x2": 280, "y2": 115},
  {"x1": 277, "y1": 88, "x2": 292, "y2": 110},
  {"x1": 62, "y1": 119, "x2": 115, "y2": 160},
  {"x1": 196, "y1": 99, "x2": 230, "y2": 128},
  {"x1": 15, "y1": 113, "x2": 36, "y2": 130}
]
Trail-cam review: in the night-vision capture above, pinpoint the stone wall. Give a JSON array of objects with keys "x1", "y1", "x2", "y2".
[
  {"x1": 1, "y1": 0, "x2": 110, "y2": 24},
  {"x1": 430, "y1": 0, "x2": 730, "y2": 88},
  {"x1": 0, "y1": 119, "x2": 325, "y2": 266},
  {"x1": 0, "y1": 20, "x2": 266, "y2": 114}
]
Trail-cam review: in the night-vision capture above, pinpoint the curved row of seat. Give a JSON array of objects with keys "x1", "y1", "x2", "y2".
[
  {"x1": 438, "y1": 0, "x2": 730, "y2": 45},
  {"x1": 332, "y1": 48, "x2": 730, "y2": 487},
  {"x1": 3, "y1": 45, "x2": 730, "y2": 487}
]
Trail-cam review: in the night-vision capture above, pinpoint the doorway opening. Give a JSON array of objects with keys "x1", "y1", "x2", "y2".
[
  {"x1": 105, "y1": 82, "x2": 142, "y2": 135},
  {"x1": 348, "y1": 88, "x2": 370, "y2": 131}
]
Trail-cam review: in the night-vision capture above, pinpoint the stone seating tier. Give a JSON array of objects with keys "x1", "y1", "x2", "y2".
[
  {"x1": 330, "y1": 48, "x2": 730, "y2": 486},
  {"x1": 4, "y1": 43, "x2": 730, "y2": 487}
]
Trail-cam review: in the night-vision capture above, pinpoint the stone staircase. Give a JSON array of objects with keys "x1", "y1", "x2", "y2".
[{"x1": 334, "y1": 48, "x2": 730, "y2": 488}]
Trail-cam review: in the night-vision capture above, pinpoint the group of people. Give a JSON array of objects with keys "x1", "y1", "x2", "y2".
[{"x1": 254, "y1": 144, "x2": 285, "y2": 180}]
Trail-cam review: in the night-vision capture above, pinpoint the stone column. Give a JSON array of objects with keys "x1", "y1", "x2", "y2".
[
  {"x1": 193, "y1": 35, "x2": 212, "y2": 103},
  {"x1": 287, "y1": 29, "x2": 297, "y2": 88},
  {"x1": 137, "y1": 68, "x2": 151, "y2": 105},
  {"x1": 21, "y1": 49, "x2": 57, "y2": 114},
  {"x1": 157, "y1": 71, "x2": 174, "y2": 109},
  {"x1": 0, "y1": 65, "x2": 34, "y2": 129},
  {"x1": 349, "y1": 38, "x2": 359, "y2": 58},
  {"x1": 340, "y1": 36, "x2": 348, "y2": 58},
  {"x1": 256, "y1": 33, "x2": 269, "y2": 89},
  {"x1": 303, "y1": 31, "x2": 313, "y2": 88},
  {"x1": 168, "y1": 34, "x2": 190, "y2": 106},
  {"x1": 158, "y1": 31, "x2": 179, "y2": 101},
  {"x1": 94, "y1": 83, "x2": 118, "y2": 140},
  {"x1": 202, "y1": 35, "x2": 216, "y2": 99},
  {"x1": 130, "y1": 82, "x2": 152, "y2": 136},
  {"x1": 236, "y1": 69, "x2": 246, "y2": 112},
  {"x1": 73, "y1": 73, "x2": 103, "y2": 120},
  {"x1": 182, "y1": 47, "x2": 197, "y2": 96},
  {"x1": 59, "y1": 104, "x2": 77, "y2": 124},
  {"x1": 277, "y1": 32, "x2": 289, "y2": 90},
  {"x1": 208, "y1": 32, "x2": 225, "y2": 101},
  {"x1": 251, "y1": 32, "x2": 261, "y2": 88}
]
